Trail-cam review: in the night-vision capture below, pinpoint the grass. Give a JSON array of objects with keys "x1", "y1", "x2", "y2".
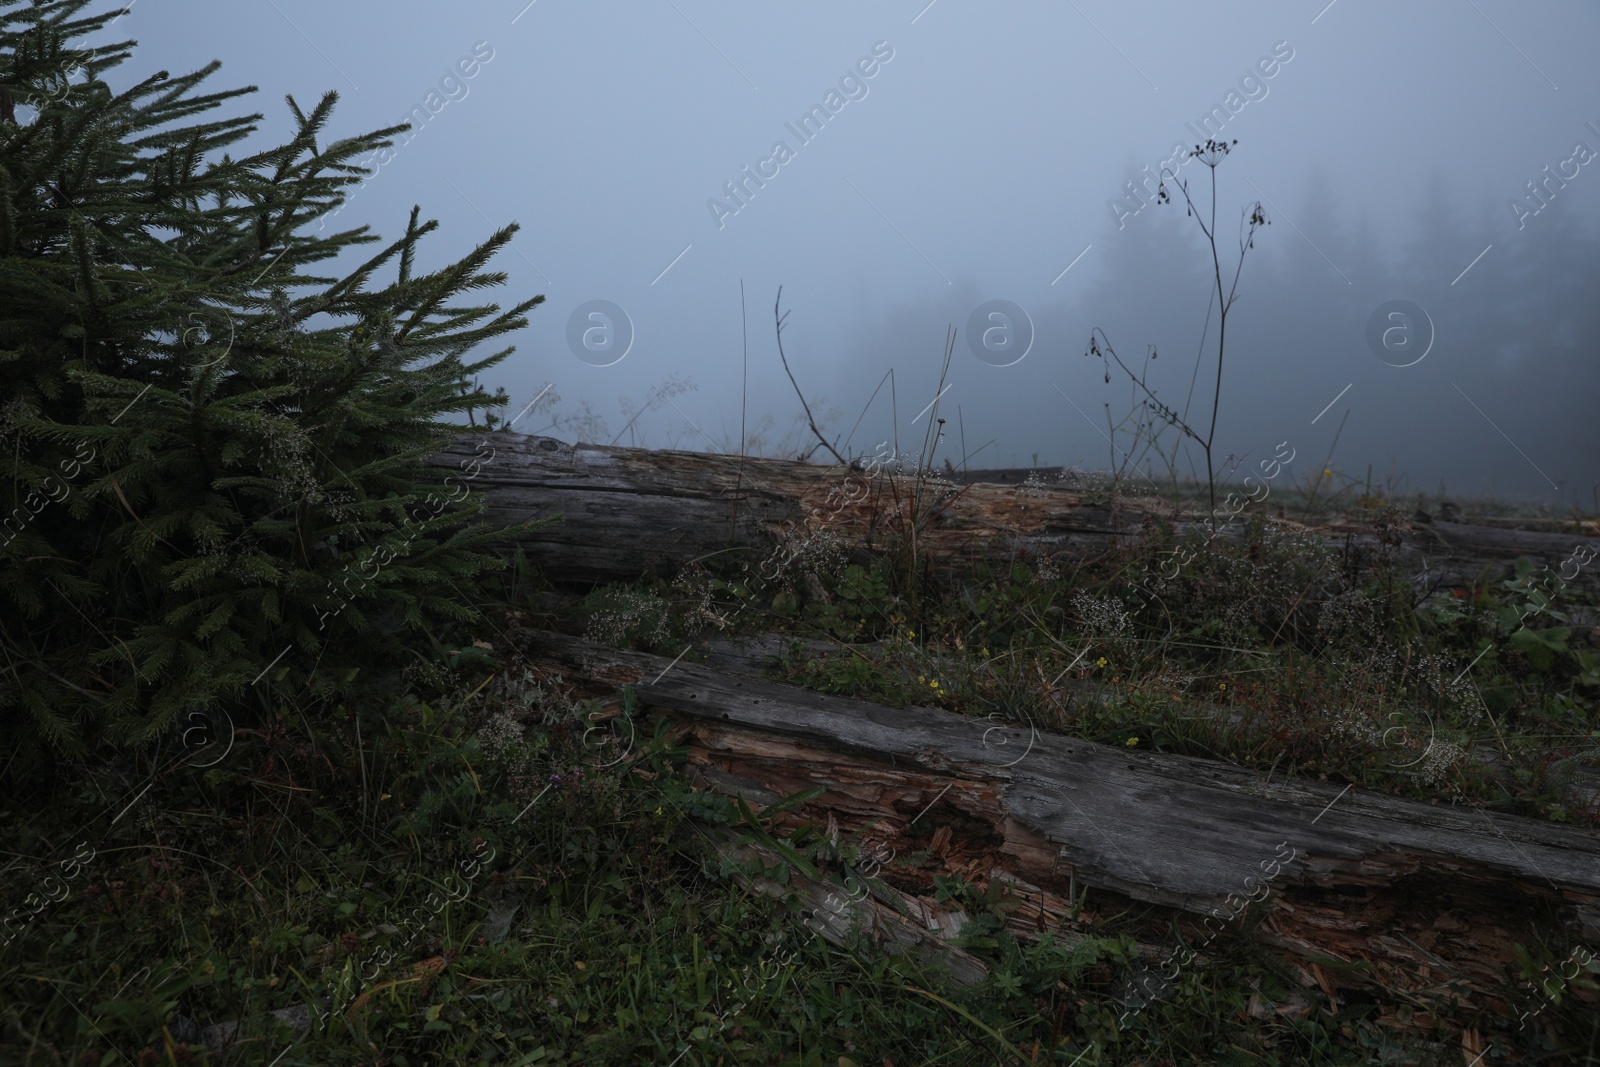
[
  {"x1": 14, "y1": 665, "x2": 1573, "y2": 1067},
  {"x1": 3, "y1": 478, "x2": 1597, "y2": 1064},
  {"x1": 581, "y1": 475, "x2": 1600, "y2": 826},
  {"x1": 1, "y1": 643, "x2": 1437, "y2": 1066}
]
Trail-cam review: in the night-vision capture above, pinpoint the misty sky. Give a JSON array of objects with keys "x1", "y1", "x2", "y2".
[{"x1": 86, "y1": 1, "x2": 1600, "y2": 503}]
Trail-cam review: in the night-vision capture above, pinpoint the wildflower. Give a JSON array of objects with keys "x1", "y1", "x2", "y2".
[
  {"x1": 655, "y1": 806, "x2": 663, "y2": 815},
  {"x1": 918, "y1": 675, "x2": 926, "y2": 684},
  {"x1": 1096, "y1": 657, "x2": 1108, "y2": 668},
  {"x1": 1218, "y1": 682, "x2": 1227, "y2": 691},
  {"x1": 981, "y1": 647, "x2": 990, "y2": 657},
  {"x1": 930, "y1": 680, "x2": 940, "y2": 689},
  {"x1": 1126, "y1": 737, "x2": 1139, "y2": 746},
  {"x1": 1074, "y1": 594, "x2": 1132, "y2": 638},
  {"x1": 1323, "y1": 469, "x2": 1332, "y2": 478}
]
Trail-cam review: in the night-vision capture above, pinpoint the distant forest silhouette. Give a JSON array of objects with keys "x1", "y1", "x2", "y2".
[{"x1": 835, "y1": 168, "x2": 1598, "y2": 504}]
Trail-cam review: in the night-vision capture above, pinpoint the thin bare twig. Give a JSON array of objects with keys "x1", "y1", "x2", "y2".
[
  {"x1": 843, "y1": 368, "x2": 894, "y2": 460},
  {"x1": 773, "y1": 287, "x2": 845, "y2": 465},
  {"x1": 1304, "y1": 408, "x2": 1351, "y2": 512},
  {"x1": 731, "y1": 280, "x2": 749, "y2": 538}
]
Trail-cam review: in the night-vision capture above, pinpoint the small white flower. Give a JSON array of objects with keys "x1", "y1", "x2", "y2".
[{"x1": 1072, "y1": 593, "x2": 1131, "y2": 636}]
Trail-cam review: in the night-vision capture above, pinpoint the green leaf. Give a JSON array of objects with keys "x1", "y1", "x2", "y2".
[
  {"x1": 763, "y1": 784, "x2": 826, "y2": 818},
  {"x1": 1510, "y1": 625, "x2": 1570, "y2": 670}
]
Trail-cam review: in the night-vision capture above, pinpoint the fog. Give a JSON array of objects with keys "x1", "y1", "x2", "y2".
[{"x1": 107, "y1": 0, "x2": 1600, "y2": 504}]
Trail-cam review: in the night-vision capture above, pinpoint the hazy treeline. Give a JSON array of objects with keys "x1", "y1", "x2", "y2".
[{"x1": 823, "y1": 168, "x2": 1598, "y2": 505}]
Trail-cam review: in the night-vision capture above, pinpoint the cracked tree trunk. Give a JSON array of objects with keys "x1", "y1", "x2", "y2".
[
  {"x1": 523, "y1": 630, "x2": 1600, "y2": 1031},
  {"x1": 429, "y1": 432, "x2": 1599, "y2": 596}
]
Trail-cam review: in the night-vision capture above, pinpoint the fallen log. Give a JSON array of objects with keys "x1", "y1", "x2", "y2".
[
  {"x1": 524, "y1": 629, "x2": 1600, "y2": 1030},
  {"x1": 431, "y1": 432, "x2": 1600, "y2": 596}
]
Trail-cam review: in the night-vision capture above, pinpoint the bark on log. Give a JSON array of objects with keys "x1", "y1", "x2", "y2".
[
  {"x1": 432, "y1": 432, "x2": 1600, "y2": 597},
  {"x1": 525, "y1": 629, "x2": 1600, "y2": 1027}
]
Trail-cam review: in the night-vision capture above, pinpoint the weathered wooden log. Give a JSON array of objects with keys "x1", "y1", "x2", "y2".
[
  {"x1": 526, "y1": 629, "x2": 1600, "y2": 1026},
  {"x1": 430, "y1": 432, "x2": 1600, "y2": 597}
]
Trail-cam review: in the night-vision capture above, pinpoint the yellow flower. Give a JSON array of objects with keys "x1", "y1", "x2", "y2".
[
  {"x1": 1096, "y1": 657, "x2": 1108, "y2": 668},
  {"x1": 918, "y1": 675, "x2": 926, "y2": 683},
  {"x1": 930, "y1": 680, "x2": 940, "y2": 689},
  {"x1": 1218, "y1": 682, "x2": 1227, "y2": 690},
  {"x1": 655, "y1": 806, "x2": 663, "y2": 815},
  {"x1": 1126, "y1": 737, "x2": 1139, "y2": 746},
  {"x1": 981, "y1": 647, "x2": 990, "y2": 657},
  {"x1": 1323, "y1": 469, "x2": 1332, "y2": 478}
]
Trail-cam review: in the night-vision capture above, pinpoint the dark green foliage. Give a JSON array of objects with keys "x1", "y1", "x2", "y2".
[{"x1": 0, "y1": 0, "x2": 552, "y2": 767}]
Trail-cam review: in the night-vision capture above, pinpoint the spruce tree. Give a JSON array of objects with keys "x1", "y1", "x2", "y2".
[{"x1": 0, "y1": 0, "x2": 552, "y2": 772}]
